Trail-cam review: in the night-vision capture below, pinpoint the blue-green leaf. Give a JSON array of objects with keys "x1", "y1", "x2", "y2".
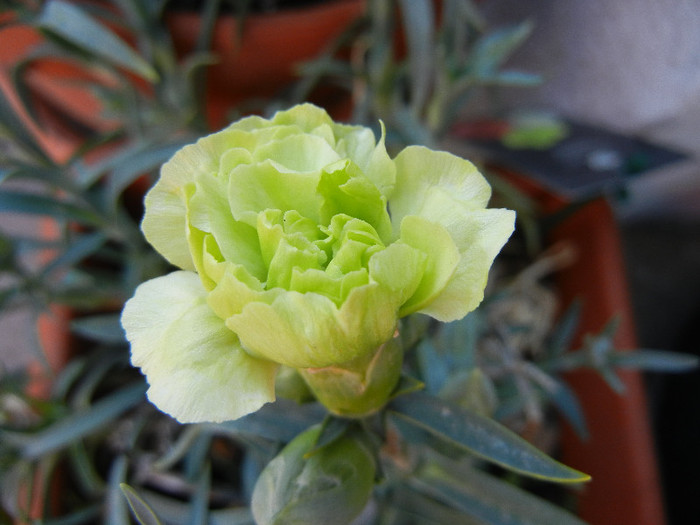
[
  {"x1": 206, "y1": 399, "x2": 325, "y2": 443},
  {"x1": 612, "y1": 349, "x2": 699, "y2": 372},
  {"x1": 411, "y1": 464, "x2": 587, "y2": 525},
  {"x1": 546, "y1": 300, "x2": 582, "y2": 358},
  {"x1": 398, "y1": 0, "x2": 434, "y2": 114},
  {"x1": 106, "y1": 142, "x2": 186, "y2": 208},
  {"x1": 40, "y1": 232, "x2": 106, "y2": 278},
  {"x1": 390, "y1": 392, "x2": 589, "y2": 483},
  {"x1": 120, "y1": 484, "x2": 164, "y2": 525},
  {"x1": 189, "y1": 463, "x2": 211, "y2": 525},
  {"x1": 0, "y1": 84, "x2": 52, "y2": 165},
  {"x1": 0, "y1": 190, "x2": 102, "y2": 226},
  {"x1": 545, "y1": 379, "x2": 588, "y2": 440},
  {"x1": 37, "y1": 0, "x2": 158, "y2": 81},
  {"x1": 471, "y1": 21, "x2": 534, "y2": 76},
  {"x1": 70, "y1": 313, "x2": 125, "y2": 344},
  {"x1": 21, "y1": 382, "x2": 147, "y2": 459},
  {"x1": 107, "y1": 456, "x2": 130, "y2": 525}
]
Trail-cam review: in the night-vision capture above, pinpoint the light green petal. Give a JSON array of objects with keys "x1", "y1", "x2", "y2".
[
  {"x1": 289, "y1": 267, "x2": 369, "y2": 306},
  {"x1": 142, "y1": 126, "x2": 254, "y2": 269},
  {"x1": 226, "y1": 292, "x2": 348, "y2": 368},
  {"x1": 228, "y1": 113, "x2": 271, "y2": 132},
  {"x1": 186, "y1": 170, "x2": 266, "y2": 280},
  {"x1": 228, "y1": 160, "x2": 323, "y2": 226},
  {"x1": 396, "y1": 215, "x2": 461, "y2": 317},
  {"x1": 206, "y1": 263, "x2": 272, "y2": 321},
  {"x1": 122, "y1": 271, "x2": 278, "y2": 423},
  {"x1": 254, "y1": 133, "x2": 341, "y2": 173},
  {"x1": 337, "y1": 282, "x2": 401, "y2": 355},
  {"x1": 318, "y1": 160, "x2": 392, "y2": 242},
  {"x1": 416, "y1": 189, "x2": 516, "y2": 321},
  {"x1": 269, "y1": 103, "x2": 334, "y2": 131},
  {"x1": 389, "y1": 146, "x2": 492, "y2": 235},
  {"x1": 267, "y1": 236, "x2": 326, "y2": 289},
  {"x1": 226, "y1": 283, "x2": 398, "y2": 369},
  {"x1": 142, "y1": 176, "x2": 193, "y2": 271},
  {"x1": 368, "y1": 242, "x2": 426, "y2": 306},
  {"x1": 218, "y1": 146, "x2": 254, "y2": 175},
  {"x1": 335, "y1": 122, "x2": 395, "y2": 199},
  {"x1": 321, "y1": 215, "x2": 385, "y2": 288}
]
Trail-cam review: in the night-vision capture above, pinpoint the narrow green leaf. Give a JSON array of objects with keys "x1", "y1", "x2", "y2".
[
  {"x1": 411, "y1": 465, "x2": 587, "y2": 525},
  {"x1": 153, "y1": 425, "x2": 204, "y2": 471},
  {"x1": 391, "y1": 484, "x2": 482, "y2": 525},
  {"x1": 120, "y1": 484, "x2": 164, "y2": 525},
  {"x1": 107, "y1": 455, "x2": 130, "y2": 525},
  {"x1": 37, "y1": 0, "x2": 158, "y2": 81},
  {"x1": 70, "y1": 313, "x2": 125, "y2": 344},
  {"x1": 0, "y1": 86, "x2": 51, "y2": 165},
  {"x1": 71, "y1": 351, "x2": 129, "y2": 408},
  {"x1": 0, "y1": 164, "x2": 67, "y2": 190},
  {"x1": 612, "y1": 349, "x2": 699, "y2": 372},
  {"x1": 482, "y1": 70, "x2": 542, "y2": 86},
  {"x1": 599, "y1": 366, "x2": 626, "y2": 394},
  {"x1": 189, "y1": 463, "x2": 211, "y2": 525},
  {"x1": 545, "y1": 379, "x2": 588, "y2": 440},
  {"x1": 397, "y1": 0, "x2": 434, "y2": 115},
  {"x1": 184, "y1": 431, "x2": 213, "y2": 482},
  {"x1": 389, "y1": 392, "x2": 590, "y2": 483},
  {"x1": 547, "y1": 300, "x2": 582, "y2": 358},
  {"x1": 308, "y1": 416, "x2": 351, "y2": 456},
  {"x1": 107, "y1": 142, "x2": 184, "y2": 207},
  {"x1": 40, "y1": 232, "x2": 106, "y2": 278},
  {"x1": 193, "y1": 0, "x2": 223, "y2": 53},
  {"x1": 0, "y1": 190, "x2": 102, "y2": 226},
  {"x1": 436, "y1": 312, "x2": 481, "y2": 369},
  {"x1": 390, "y1": 374, "x2": 425, "y2": 400},
  {"x1": 21, "y1": 381, "x2": 147, "y2": 459},
  {"x1": 416, "y1": 339, "x2": 449, "y2": 394},
  {"x1": 74, "y1": 141, "x2": 146, "y2": 189},
  {"x1": 471, "y1": 21, "x2": 534, "y2": 76},
  {"x1": 207, "y1": 399, "x2": 326, "y2": 442},
  {"x1": 68, "y1": 441, "x2": 105, "y2": 497}
]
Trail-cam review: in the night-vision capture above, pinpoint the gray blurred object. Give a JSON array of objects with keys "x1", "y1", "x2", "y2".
[{"x1": 479, "y1": 0, "x2": 700, "y2": 220}]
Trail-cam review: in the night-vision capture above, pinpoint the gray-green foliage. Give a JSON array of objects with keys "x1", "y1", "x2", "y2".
[{"x1": 294, "y1": 0, "x2": 541, "y2": 150}]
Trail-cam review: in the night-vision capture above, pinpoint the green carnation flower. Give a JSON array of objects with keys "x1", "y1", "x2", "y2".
[{"x1": 121, "y1": 104, "x2": 515, "y2": 422}]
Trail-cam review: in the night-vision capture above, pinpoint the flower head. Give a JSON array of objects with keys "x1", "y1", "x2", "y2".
[{"x1": 121, "y1": 104, "x2": 514, "y2": 422}]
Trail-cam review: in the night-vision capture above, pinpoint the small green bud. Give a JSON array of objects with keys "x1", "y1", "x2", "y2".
[{"x1": 251, "y1": 425, "x2": 375, "y2": 525}]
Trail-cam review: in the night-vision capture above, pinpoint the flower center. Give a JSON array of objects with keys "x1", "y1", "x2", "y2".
[{"x1": 258, "y1": 209, "x2": 384, "y2": 306}]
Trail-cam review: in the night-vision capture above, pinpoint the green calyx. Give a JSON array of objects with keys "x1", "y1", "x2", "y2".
[{"x1": 299, "y1": 331, "x2": 403, "y2": 418}]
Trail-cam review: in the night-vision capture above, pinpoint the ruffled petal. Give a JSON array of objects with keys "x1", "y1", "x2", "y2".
[
  {"x1": 228, "y1": 161, "x2": 323, "y2": 226},
  {"x1": 389, "y1": 146, "x2": 492, "y2": 235},
  {"x1": 335, "y1": 123, "x2": 395, "y2": 199},
  {"x1": 121, "y1": 271, "x2": 278, "y2": 423},
  {"x1": 226, "y1": 283, "x2": 399, "y2": 369},
  {"x1": 142, "y1": 127, "x2": 252, "y2": 270},
  {"x1": 414, "y1": 188, "x2": 516, "y2": 321},
  {"x1": 398, "y1": 216, "x2": 460, "y2": 316}
]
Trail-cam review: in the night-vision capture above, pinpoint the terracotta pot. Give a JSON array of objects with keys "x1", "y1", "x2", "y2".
[
  {"x1": 166, "y1": 0, "x2": 364, "y2": 129},
  {"x1": 552, "y1": 198, "x2": 665, "y2": 525},
  {"x1": 496, "y1": 170, "x2": 665, "y2": 524}
]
